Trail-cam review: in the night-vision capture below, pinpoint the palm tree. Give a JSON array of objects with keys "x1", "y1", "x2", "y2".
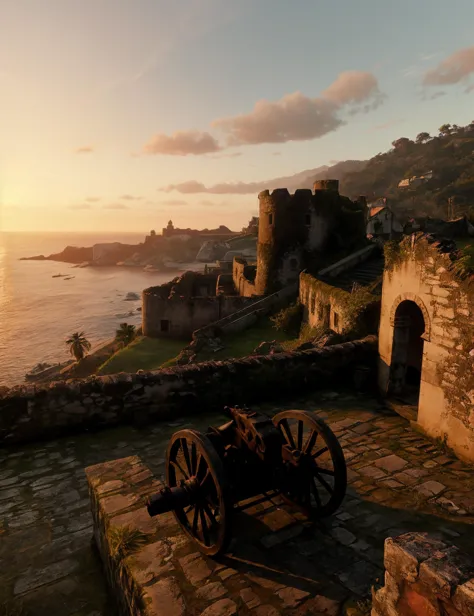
[
  {"x1": 66, "y1": 332, "x2": 91, "y2": 361},
  {"x1": 115, "y1": 323, "x2": 136, "y2": 347}
]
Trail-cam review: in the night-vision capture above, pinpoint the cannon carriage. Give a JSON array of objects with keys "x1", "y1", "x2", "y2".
[{"x1": 146, "y1": 406, "x2": 347, "y2": 556}]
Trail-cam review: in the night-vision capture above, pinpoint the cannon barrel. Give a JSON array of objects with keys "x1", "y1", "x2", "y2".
[{"x1": 147, "y1": 485, "x2": 195, "y2": 517}]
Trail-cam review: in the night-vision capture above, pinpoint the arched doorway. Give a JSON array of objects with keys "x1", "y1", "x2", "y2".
[{"x1": 388, "y1": 300, "x2": 426, "y2": 408}]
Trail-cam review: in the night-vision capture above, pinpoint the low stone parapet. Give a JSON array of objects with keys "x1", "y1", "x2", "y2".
[
  {"x1": 86, "y1": 455, "x2": 344, "y2": 615},
  {"x1": 372, "y1": 532, "x2": 474, "y2": 615},
  {"x1": 1, "y1": 336, "x2": 377, "y2": 446}
]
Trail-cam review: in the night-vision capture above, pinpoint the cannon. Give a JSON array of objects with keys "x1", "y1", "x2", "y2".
[{"x1": 146, "y1": 407, "x2": 347, "y2": 556}]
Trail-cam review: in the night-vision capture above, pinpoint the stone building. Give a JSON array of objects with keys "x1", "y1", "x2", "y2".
[
  {"x1": 378, "y1": 233, "x2": 474, "y2": 463},
  {"x1": 299, "y1": 244, "x2": 384, "y2": 337},
  {"x1": 366, "y1": 202, "x2": 404, "y2": 240},
  {"x1": 233, "y1": 180, "x2": 368, "y2": 297},
  {"x1": 142, "y1": 271, "x2": 258, "y2": 338}
]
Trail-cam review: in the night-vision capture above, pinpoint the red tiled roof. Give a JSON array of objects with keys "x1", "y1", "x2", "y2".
[{"x1": 369, "y1": 206, "x2": 386, "y2": 218}]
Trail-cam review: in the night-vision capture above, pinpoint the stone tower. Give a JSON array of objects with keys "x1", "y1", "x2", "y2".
[
  {"x1": 254, "y1": 179, "x2": 366, "y2": 295},
  {"x1": 254, "y1": 188, "x2": 313, "y2": 295}
]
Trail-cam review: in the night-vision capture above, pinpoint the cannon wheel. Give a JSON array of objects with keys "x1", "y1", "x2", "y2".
[
  {"x1": 273, "y1": 410, "x2": 347, "y2": 518},
  {"x1": 166, "y1": 429, "x2": 232, "y2": 556}
]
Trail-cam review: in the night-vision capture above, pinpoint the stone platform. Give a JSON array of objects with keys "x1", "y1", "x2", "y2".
[
  {"x1": 2, "y1": 393, "x2": 474, "y2": 615},
  {"x1": 86, "y1": 455, "x2": 347, "y2": 615}
]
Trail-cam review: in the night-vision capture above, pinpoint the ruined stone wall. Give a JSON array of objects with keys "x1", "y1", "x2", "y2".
[
  {"x1": 194, "y1": 283, "x2": 298, "y2": 340},
  {"x1": 0, "y1": 336, "x2": 377, "y2": 446},
  {"x1": 142, "y1": 292, "x2": 256, "y2": 338},
  {"x1": 300, "y1": 273, "x2": 348, "y2": 334},
  {"x1": 378, "y1": 235, "x2": 474, "y2": 462},
  {"x1": 232, "y1": 257, "x2": 257, "y2": 297},
  {"x1": 300, "y1": 272, "x2": 380, "y2": 337},
  {"x1": 372, "y1": 532, "x2": 474, "y2": 616}
]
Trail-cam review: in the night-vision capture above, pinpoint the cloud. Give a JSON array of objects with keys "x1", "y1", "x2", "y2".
[
  {"x1": 85, "y1": 197, "x2": 101, "y2": 203},
  {"x1": 423, "y1": 46, "x2": 474, "y2": 86},
  {"x1": 120, "y1": 194, "x2": 142, "y2": 201},
  {"x1": 321, "y1": 71, "x2": 385, "y2": 109},
  {"x1": 103, "y1": 203, "x2": 129, "y2": 210},
  {"x1": 161, "y1": 180, "x2": 263, "y2": 195},
  {"x1": 160, "y1": 164, "x2": 332, "y2": 195},
  {"x1": 69, "y1": 204, "x2": 91, "y2": 210},
  {"x1": 75, "y1": 146, "x2": 94, "y2": 154},
  {"x1": 159, "y1": 160, "x2": 368, "y2": 196},
  {"x1": 212, "y1": 92, "x2": 342, "y2": 146},
  {"x1": 144, "y1": 71, "x2": 383, "y2": 156},
  {"x1": 212, "y1": 71, "x2": 384, "y2": 147},
  {"x1": 143, "y1": 130, "x2": 221, "y2": 156},
  {"x1": 160, "y1": 199, "x2": 188, "y2": 206}
]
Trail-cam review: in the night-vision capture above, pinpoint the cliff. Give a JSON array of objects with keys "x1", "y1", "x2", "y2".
[{"x1": 21, "y1": 245, "x2": 94, "y2": 264}]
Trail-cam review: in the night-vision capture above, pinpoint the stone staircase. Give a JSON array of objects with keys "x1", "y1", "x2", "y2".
[{"x1": 194, "y1": 283, "x2": 298, "y2": 339}]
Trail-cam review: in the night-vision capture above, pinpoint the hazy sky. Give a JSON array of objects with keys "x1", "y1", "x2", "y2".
[{"x1": 1, "y1": 0, "x2": 474, "y2": 232}]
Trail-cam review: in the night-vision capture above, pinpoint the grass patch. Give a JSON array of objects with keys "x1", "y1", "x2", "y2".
[
  {"x1": 281, "y1": 324, "x2": 329, "y2": 351},
  {"x1": 97, "y1": 336, "x2": 185, "y2": 374},
  {"x1": 194, "y1": 318, "x2": 292, "y2": 363}
]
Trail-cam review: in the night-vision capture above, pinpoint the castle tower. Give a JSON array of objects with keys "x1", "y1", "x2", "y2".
[
  {"x1": 254, "y1": 188, "x2": 312, "y2": 295},
  {"x1": 313, "y1": 179, "x2": 339, "y2": 192}
]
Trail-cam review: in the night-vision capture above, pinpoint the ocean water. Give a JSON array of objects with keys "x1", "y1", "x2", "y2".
[{"x1": 0, "y1": 232, "x2": 194, "y2": 387}]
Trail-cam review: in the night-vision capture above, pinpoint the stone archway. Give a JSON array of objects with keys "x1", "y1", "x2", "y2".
[
  {"x1": 389, "y1": 293, "x2": 431, "y2": 341},
  {"x1": 388, "y1": 295, "x2": 430, "y2": 409}
]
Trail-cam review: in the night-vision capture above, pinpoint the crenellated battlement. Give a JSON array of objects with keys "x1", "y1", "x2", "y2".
[{"x1": 254, "y1": 179, "x2": 367, "y2": 295}]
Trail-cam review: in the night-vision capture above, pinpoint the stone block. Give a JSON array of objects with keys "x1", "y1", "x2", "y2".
[
  {"x1": 374, "y1": 455, "x2": 408, "y2": 473},
  {"x1": 142, "y1": 577, "x2": 185, "y2": 616},
  {"x1": 453, "y1": 579, "x2": 474, "y2": 615},
  {"x1": 178, "y1": 552, "x2": 212, "y2": 585},
  {"x1": 383, "y1": 533, "x2": 447, "y2": 583},
  {"x1": 419, "y1": 547, "x2": 474, "y2": 600}
]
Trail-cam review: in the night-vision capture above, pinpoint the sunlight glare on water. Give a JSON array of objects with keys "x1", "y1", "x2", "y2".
[{"x1": 0, "y1": 231, "x2": 191, "y2": 387}]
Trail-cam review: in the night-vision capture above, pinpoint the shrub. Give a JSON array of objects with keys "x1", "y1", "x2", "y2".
[{"x1": 270, "y1": 301, "x2": 303, "y2": 335}]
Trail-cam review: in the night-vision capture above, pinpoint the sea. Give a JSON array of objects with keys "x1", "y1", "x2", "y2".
[{"x1": 0, "y1": 232, "x2": 199, "y2": 387}]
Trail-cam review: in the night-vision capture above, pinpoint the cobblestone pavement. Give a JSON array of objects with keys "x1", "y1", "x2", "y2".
[{"x1": 1, "y1": 392, "x2": 473, "y2": 615}]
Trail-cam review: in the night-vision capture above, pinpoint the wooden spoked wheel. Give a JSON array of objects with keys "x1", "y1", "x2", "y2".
[
  {"x1": 273, "y1": 410, "x2": 347, "y2": 518},
  {"x1": 166, "y1": 429, "x2": 232, "y2": 556}
]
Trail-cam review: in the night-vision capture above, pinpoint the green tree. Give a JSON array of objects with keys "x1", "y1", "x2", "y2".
[
  {"x1": 391, "y1": 137, "x2": 414, "y2": 151},
  {"x1": 416, "y1": 132, "x2": 431, "y2": 144},
  {"x1": 439, "y1": 123, "x2": 452, "y2": 137},
  {"x1": 115, "y1": 323, "x2": 137, "y2": 347},
  {"x1": 66, "y1": 332, "x2": 91, "y2": 361}
]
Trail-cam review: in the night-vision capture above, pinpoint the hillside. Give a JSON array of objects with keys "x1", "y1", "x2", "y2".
[{"x1": 335, "y1": 121, "x2": 474, "y2": 219}]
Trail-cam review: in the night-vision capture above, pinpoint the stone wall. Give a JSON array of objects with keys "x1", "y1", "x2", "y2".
[
  {"x1": 0, "y1": 336, "x2": 377, "y2": 446},
  {"x1": 142, "y1": 293, "x2": 256, "y2": 338},
  {"x1": 372, "y1": 532, "x2": 474, "y2": 616},
  {"x1": 299, "y1": 272, "x2": 379, "y2": 337},
  {"x1": 378, "y1": 235, "x2": 474, "y2": 463},
  {"x1": 194, "y1": 283, "x2": 298, "y2": 340},
  {"x1": 300, "y1": 272, "x2": 348, "y2": 334},
  {"x1": 232, "y1": 257, "x2": 257, "y2": 297}
]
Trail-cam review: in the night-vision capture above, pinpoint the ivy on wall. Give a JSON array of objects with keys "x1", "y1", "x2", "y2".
[
  {"x1": 300, "y1": 273, "x2": 380, "y2": 338},
  {"x1": 385, "y1": 234, "x2": 473, "y2": 427}
]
